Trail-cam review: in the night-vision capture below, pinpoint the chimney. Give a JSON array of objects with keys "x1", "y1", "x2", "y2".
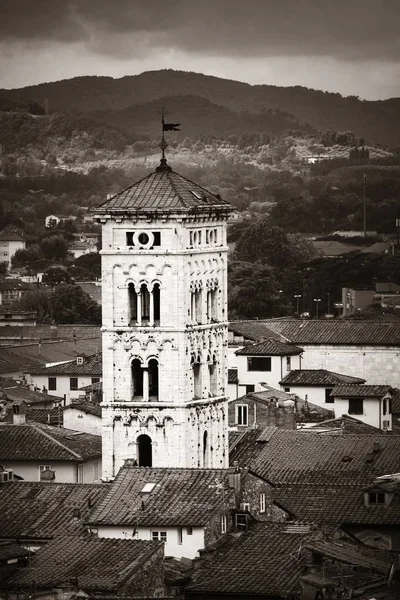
[
  {"x1": 228, "y1": 461, "x2": 245, "y2": 506},
  {"x1": 12, "y1": 400, "x2": 27, "y2": 425}
]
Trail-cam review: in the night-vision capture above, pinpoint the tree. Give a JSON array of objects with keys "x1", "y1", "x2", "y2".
[
  {"x1": 13, "y1": 287, "x2": 53, "y2": 323},
  {"x1": 51, "y1": 284, "x2": 101, "y2": 324},
  {"x1": 42, "y1": 267, "x2": 72, "y2": 287},
  {"x1": 228, "y1": 261, "x2": 291, "y2": 319},
  {"x1": 12, "y1": 245, "x2": 43, "y2": 269},
  {"x1": 40, "y1": 235, "x2": 69, "y2": 261},
  {"x1": 234, "y1": 221, "x2": 316, "y2": 277}
]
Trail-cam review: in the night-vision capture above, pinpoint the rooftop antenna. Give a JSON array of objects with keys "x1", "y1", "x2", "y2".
[{"x1": 156, "y1": 108, "x2": 180, "y2": 172}]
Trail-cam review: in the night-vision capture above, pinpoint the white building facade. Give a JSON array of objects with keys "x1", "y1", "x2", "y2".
[{"x1": 96, "y1": 159, "x2": 232, "y2": 479}]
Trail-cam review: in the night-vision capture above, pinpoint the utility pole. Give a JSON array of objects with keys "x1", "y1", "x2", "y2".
[{"x1": 363, "y1": 173, "x2": 367, "y2": 237}]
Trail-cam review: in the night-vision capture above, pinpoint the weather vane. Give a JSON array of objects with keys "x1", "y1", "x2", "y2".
[{"x1": 156, "y1": 108, "x2": 181, "y2": 171}]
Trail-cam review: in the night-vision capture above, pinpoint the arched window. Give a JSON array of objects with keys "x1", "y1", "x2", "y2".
[
  {"x1": 193, "y1": 358, "x2": 202, "y2": 399},
  {"x1": 132, "y1": 359, "x2": 143, "y2": 398},
  {"x1": 128, "y1": 283, "x2": 137, "y2": 323},
  {"x1": 148, "y1": 359, "x2": 159, "y2": 400},
  {"x1": 203, "y1": 430, "x2": 209, "y2": 467},
  {"x1": 209, "y1": 356, "x2": 218, "y2": 396},
  {"x1": 195, "y1": 290, "x2": 202, "y2": 324},
  {"x1": 137, "y1": 434, "x2": 152, "y2": 467},
  {"x1": 140, "y1": 283, "x2": 150, "y2": 322},
  {"x1": 153, "y1": 283, "x2": 160, "y2": 323}
]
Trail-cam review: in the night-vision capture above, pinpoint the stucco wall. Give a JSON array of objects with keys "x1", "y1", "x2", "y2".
[
  {"x1": 234, "y1": 353, "x2": 301, "y2": 393},
  {"x1": 300, "y1": 344, "x2": 400, "y2": 388},
  {"x1": 96, "y1": 524, "x2": 205, "y2": 559},
  {"x1": 2, "y1": 458, "x2": 101, "y2": 483},
  {"x1": 28, "y1": 374, "x2": 101, "y2": 403},
  {"x1": 63, "y1": 408, "x2": 102, "y2": 435}
]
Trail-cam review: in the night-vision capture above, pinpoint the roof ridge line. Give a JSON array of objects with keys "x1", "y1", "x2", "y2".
[{"x1": 31, "y1": 424, "x2": 82, "y2": 460}]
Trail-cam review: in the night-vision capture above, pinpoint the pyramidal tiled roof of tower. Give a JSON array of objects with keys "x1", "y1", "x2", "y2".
[{"x1": 96, "y1": 167, "x2": 231, "y2": 213}]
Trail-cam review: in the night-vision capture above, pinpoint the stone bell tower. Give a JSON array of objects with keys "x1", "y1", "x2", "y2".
[{"x1": 96, "y1": 152, "x2": 232, "y2": 479}]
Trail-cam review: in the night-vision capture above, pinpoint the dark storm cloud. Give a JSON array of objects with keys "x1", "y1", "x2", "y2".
[{"x1": 1, "y1": 0, "x2": 400, "y2": 61}]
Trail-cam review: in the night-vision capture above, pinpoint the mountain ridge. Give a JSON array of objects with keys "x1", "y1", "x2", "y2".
[{"x1": 1, "y1": 69, "x2": 400, "y2": 145}]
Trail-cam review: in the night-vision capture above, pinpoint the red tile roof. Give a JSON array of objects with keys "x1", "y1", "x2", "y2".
[
  {"x1": 0, "y1": 226, "x2": 25, "y2": 242},
  {"x1": 308, "y1": 415, "x2": 385, "y2": 434},
  {"x1": 1, "y1": 406, "x2": 63, "y2": 426},
  {"x1": 65, "y1": 401, "x2": 101, "y2": 417},
  {"x1": 236, "y1": 338, "x2": 303, "y2": 356},
  {"x1": 96, "y1": 168, "x2": 231, "y2": 215},
  {"x1": 332, "y1": 384, "x2": 392, "y2": 398},
  {"x1": 274, "y1": 483, "x2": 400, "y2": 526},
  {"x1": 187, "y1": 522, "x2": 316, "y2": 596},
  {"x1": 88, "y1": 466, "x2": 235, "y2": 527},
  {"x1": 28, "y1": 353, "x2": 102, "y2": 376},
  {"x1": 0, "y1": 423, "x2": 101, "y2": 461},
  {"x1": 7, "y1": 535, "x2": 162, "y2": 592},
  {"x1": 230, "y1": 428, "x2": 400, "y2": 485},
  {"x1": 0, "y1": 481, "x2": 107, "y2": 540},
  {"x1": 281, "y1": 369, "x2": 366, "y2": 386},
  {"x1": 231, "y1": 319, "x2": 400, "y2": 345}
]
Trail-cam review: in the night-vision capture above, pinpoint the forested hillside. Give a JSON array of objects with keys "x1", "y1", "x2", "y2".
[{"x1": 1, "y1": 70, "x2": 400, "y2": 145}]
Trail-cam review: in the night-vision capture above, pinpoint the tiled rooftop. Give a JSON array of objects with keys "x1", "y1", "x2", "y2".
[
  {"x1": 88, "y1": 466, "x2": 235, "y2": 527},
  {"x1": 230, "y1": 319, "x2": 400, "y2": 345},
  {"x1": 0, "y1": 381, "x2": 61, "y2": 406},
  {"x1": 274, "y1": 482, "x2": 400, "y2": 526},
  {"x1": 0, "y1": 324, "x2": 100, "y2": 343},
  {"x1": 7, "y1": 535, "x2": 162, "y2": 591},
  {"x1": 230, "y1": 428, "x2": 400, "y2": 485},
  {"x1": 0, "y1": 278, "x2": 32, "y2": 291},
  {"x1": 235, "y1": 338, "x2": 303, "y2": 356},
  {"x1": 332, "y1": 384, "x2": 393, "y2": 398},
  {"x1": 0, "y1": 481, "x2": 107, "y2": 539},
  {"x1": 187, "y1": 522, "x2": 316, "y2": 596},
  {"x1": 280, "y1": 369, "x2": 366, "y2": 386},
  {"x1": 307, "y1": 415, "x2": 385, "y2": 434},
  {"x1": 1, "y1": 406, "x2": 64, "y2": 426},
  {"x1": 0, "y1": 423, "x2": 101, "y2": 461},
  {"x1": 28, "y1": 353, "x2": 102, "y2": 376},
  {"x1": 65, "y1": 402, "x2": 101, "y2": 417},
  {"x1": 96, "y1": 168, "x2": 231, "y2": 214}
]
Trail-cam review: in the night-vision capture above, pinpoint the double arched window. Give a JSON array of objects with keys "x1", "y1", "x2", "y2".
[
  {"x1": 132, "y1": 358, "x2": 159, "y2": 401},
  {"x1": 128, "y1": 282, "x2": 161, "y2": 325}
]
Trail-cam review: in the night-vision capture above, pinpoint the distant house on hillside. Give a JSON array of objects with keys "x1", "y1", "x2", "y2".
[
  {"x1": 44, "y1": 214, "x2": 77, "y2": 228},
  {"x1": 0, "y1": 226, "x2": 26, "y2": 269},
  {"x1": 0, "y1": 307, "x2": 37, "y2": 327},
  {"x1": 0, "y1": 278, "x2": 33, "y2": 306}
]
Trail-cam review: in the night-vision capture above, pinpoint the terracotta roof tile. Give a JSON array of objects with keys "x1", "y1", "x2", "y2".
[
  {"x1": 236, "y1": 338, "x2": 303, "y2": 356},
  {"x1": 88, "y1": 466, "x2": 235, "y2": 527},
  {"x1": 308, "y1": 415, "x2": 385, "y2": 434},
  {"x1": 274, "y1": 483, "x2": 400, "y2": 526},
  {"x1": 230, "y1": 428, "x2": 400, "y2": 485},
  {"x1": 332, "y1": 384, "x2": 393, "y2": 397},
  {"x1": 96, "y1": 169, "x2": 231, "y2": 215},
  {"x1": 281, "y1": 369, "x2": 366, "y2": 386},
  {"x1": 1, "y1": 406, "x2": 63, "y2": 426},
  {"x1": 231, "y1": 319, "x2": 400, "y2": 345},
  {"x1": 0, "y1": 423, "x2": 101, "y2": 461},
  {"x1": 0, "y1": 481, "x2": 107, "y2": 539},
  {"x1": 7, "y1": 535, "x2": 162, "y2": 591},
  {"x1": 65, "y1": 402, "x2": 101, "y2": 417},
  {"x1": 28, "y1": 353, "x2": 102, "y2": 376},
  {"x1": 187, "y1": 522, "x2": 315, "y2": 596}
]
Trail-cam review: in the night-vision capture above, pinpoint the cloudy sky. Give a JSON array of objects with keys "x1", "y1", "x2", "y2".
[{"x1": 1, "y1": 0, "x2": 399, "y2": 99}]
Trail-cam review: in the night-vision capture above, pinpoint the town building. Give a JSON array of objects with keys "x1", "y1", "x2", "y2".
[
  {"x1": 229, "y1": 319, "x2": 400, "y2": 388},
  {"x1": 26, "y1": 353, "x2": 102, "y2": 403},
  {"x1": 228, "y1": 338, "x2": 303, "y2": 399},
  {"x1": 0, "y1": 226, "x2": 26, "y2": 270},
  {"x1": 0, "y1": 278, "x2": 32, "y2": 306},
  {"x1": 63, "y1": 401, "x2": 101, "y2": 435},
  {"x1": 95, "y1": 156, "x2": 231, "y2": 478},
  {"x1": 0, "y1": 402, "x2": 102, "y2": 482},
  {"x1": 0, "y1": 307, "x2": 37, "y2": 326},
  {"x1": 280, "y1": 369, "x2": 366, "y2": 412},
  {"x1": 330, "y1": 384, "x2": 393, "y2": 430},
  {"x1": 87, "y1": 462, "x2": 286, "y2": 559}
]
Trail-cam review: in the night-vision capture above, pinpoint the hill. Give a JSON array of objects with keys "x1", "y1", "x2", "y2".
[{"x1": 1, "y1": 70, "x2": 400, "y2": 145}]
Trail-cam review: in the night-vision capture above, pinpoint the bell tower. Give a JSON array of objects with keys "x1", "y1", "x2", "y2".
[{"x1": 96, "y1": 155, "x2": 231, "y2": 479}]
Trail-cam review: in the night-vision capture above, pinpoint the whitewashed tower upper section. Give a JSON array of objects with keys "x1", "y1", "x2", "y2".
[{"x1": 96, "y1": 157, "x2": 231, "y2": 478}]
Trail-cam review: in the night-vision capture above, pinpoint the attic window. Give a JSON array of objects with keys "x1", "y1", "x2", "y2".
[
  {"x1": 76, "y1": 357, "x2": 84, "y2": 365},
  {"x1": 24, "y1": 487, "x2": 42, "y2": 499},
  {"x1": 368, "y1": 492, "x2": 385, "y2": 505},
  {"x1": 141, "y1": 482, "x2": 156, "y2": 493}
]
